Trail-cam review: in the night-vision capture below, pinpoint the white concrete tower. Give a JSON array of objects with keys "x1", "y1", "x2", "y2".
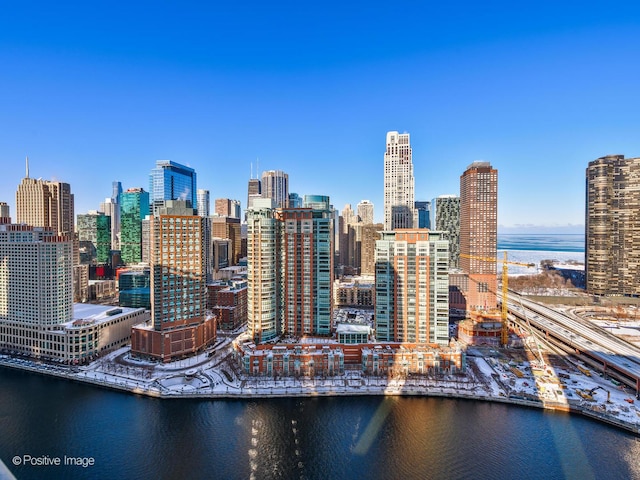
[{"x1": 384, "y1": 131, "x2": 415, "y2": 230}]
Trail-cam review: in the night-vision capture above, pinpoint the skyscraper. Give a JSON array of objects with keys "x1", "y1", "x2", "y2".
[
  {"x1": 131, "y1": 200, "x2": 215, "y2": 362},
  {"x1": 431, "y1": 195, "x2": 460, "y2": 269},
  {"x1": 460, "y1": 161, "x2": 498, "y2": 311},
  {"x1": 77, "y1": 211, "x2": 111, "y2": 264},
  {"x1": 197, "y1": 189, "x2": 210, "y2": 217},
  {"x1": 120, "y1": 188, "x2": 150, "y2": 264},
  {"x1": 247, "y1": 177, "x2": 261, "y2": 213},
  {"x1": 0, "y1": 202, "x2": 10, "y2": 224},
  {"x1": 586, "y1": 155, "x2": 640, "y2": 296},
  {"x1": 339, "y1": 204, "x2": 357, "y2": 268},
  {"x1": 384, "y1": 131, "x2": 415, "y2": 230},
  {"x1": 215, "y1": 198, "x2": 242, "y2": 219},
  {"x1": 112, "y1": 181, "x2": 123, "y2": 203},
  {"x1": 247, "y1": 198, "x2": 278, "y2": 344},
  {"x1": 301, "y1": 195, "x2": 333, "y2": 336},
  {"x1": 149, "y1": 160, "x2": 197, "y2": 214},
  {"x1": 0, "y1": 225, "x2": 73, "y2": 327},
  {"x1": 375, "y1": 229, "x2": 449, "y2": 345},
  {"x1": 112, "y1": 181, "x2": 122, "y2": 249},
  {"x1": 16, "y1": 158, "x2": 74, "y2": 235},
  {"x1": 357, "y1": 200, "x2": 374, "y2": 225},
  {"x1": 246, "y1": 195, "x2": 334, "y2": 343},
  {"x1": 211, "y1": 216, "x2": 242, "y2": 265},
  {"x1": 360, "y1": 223, "x2": 384, "y2": 275},
  {"x1": 100, "y1": 197, "x2": 120, "y2": 250},
  {"x1": 261, "y1": 170, "x2": 289, "y2": 208},
  {"x1": 415, "y1": 201, "x2": 430, "y2": 228}
]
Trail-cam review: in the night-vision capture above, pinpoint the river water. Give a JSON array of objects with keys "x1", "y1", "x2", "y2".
[
  {"x1": 1, "y1": 367, "x2": 639, "y2": 480},
  {"x1": 3, "y1": 233, "x2": 637, "y2": 480}
]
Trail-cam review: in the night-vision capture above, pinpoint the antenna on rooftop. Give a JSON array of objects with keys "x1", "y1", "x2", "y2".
[{"x1": 25, "y1": 156, "x2": 29, "y2": 178}]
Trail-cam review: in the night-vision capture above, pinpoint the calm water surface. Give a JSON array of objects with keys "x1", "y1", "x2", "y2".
[{"x1": 1, "y1": 367, "x2": 639, "y2": 480}]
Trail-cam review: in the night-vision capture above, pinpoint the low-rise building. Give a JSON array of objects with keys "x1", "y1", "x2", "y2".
[
  {"x1": 336, "y1": 323, "x2": 372, "y2": 344},
  {"x1": 234, "y1": 342, "x2": 345, "y2": 377},
  {"x1": 0, "y1": 304, "x2": 148, "y2": 363},
  {"x1": 234, "y1": 338, "x2": 465, "y2": 377},
  {"x1": 457, "y1": 310, "x2": 502, "y2": 346},
  {"x1": 88, "y1": 279, "x2": 117, "y2": 302},
  {"x1": 361, "y1": 343, "x2": 465, "y2": 376}
]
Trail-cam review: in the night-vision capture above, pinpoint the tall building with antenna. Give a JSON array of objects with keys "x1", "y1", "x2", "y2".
[{"x1": 16, "y1": 156, "x2": 74, "y2": 236}]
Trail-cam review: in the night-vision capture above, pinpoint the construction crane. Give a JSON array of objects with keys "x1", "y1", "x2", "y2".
[{"x1": 460, "y1": 251, "x2": 535, "y2": 346}]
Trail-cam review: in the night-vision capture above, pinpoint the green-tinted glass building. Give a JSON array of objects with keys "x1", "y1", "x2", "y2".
[
  {"x1": 120, "y1": 188, "x2": 150, "y2": 264},
  {"x1": 77, "y1": 211, "x2": 111, "y2": 264}
]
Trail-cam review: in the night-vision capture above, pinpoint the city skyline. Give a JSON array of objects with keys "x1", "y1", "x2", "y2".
[{"x1": 2, "y1": 2, "x2": 640, "y2": 231}]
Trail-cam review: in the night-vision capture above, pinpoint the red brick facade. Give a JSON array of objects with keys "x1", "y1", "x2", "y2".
[
  {"x1": 234, "y1": 340, "x2": 465, "y2": 377},
  {"x1": 131, "y1": 315, "x2": 216, "y2": 362}
]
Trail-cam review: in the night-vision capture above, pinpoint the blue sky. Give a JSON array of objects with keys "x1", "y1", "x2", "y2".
[{"x1": 1, "y1": 1, "x2": 639, "y2": 232}]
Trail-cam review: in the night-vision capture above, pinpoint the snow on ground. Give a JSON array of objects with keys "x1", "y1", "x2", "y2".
[
  {"x1": 591, "y1": 320, "x2": 640, "y2": 338},
  {"x1": 498, "y1": 249, "x2": 584, "y2": 275},
  {"x1": 2, "y1": 331, "x2": 639, "y2": 433}
]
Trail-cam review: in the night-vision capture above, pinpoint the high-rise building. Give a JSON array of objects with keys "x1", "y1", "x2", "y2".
[
  {"x1": 131, "y1": 200, "x2": 215, "y2": 362},
  {"x1": 288, "y1": 193, "x2": 303, "y2": 208},
  {"x1": 141, "y1": 215, "x2": 152, "y2": 264},
  {"x1": 77, "y1": 211, "x2": 111, "y2": 264},
  {"x1": 247, "y1": 177, "x2": 262, "y2": 214},
  {"x1": 0, "y1": 222, "x2": 148, "y2": 361},
  {"x1": 211, "y1": 216, "x2": 242, "y2": 265},
  {"x1": 246, "y1": 196, "x2": 333, "y2": 343},
  {"x1": 261, "y1": 170, "x2": 289, "y2": 208},
  {"x1": 100, "y1": 198, "x2": 120, "y2": 250},
  {"x1": 149, "y1": 160, "x2": 197, "y2": 214},
  {"x1": 120, "y1": 188, "x2": 150, "y2": 264},
  {"x1": 375, "y1": 229, "x2": 449, "y2": 345},
  {"x1": 302, "y1": 196, "x2": 334, "y2": 337},
  {"x1": 112, "y1": 181, "x2": 123, "y2": 203},
  {"x1": 339, "y1": 204, "x2": 358, "y2": 268},
  {"x1": 246, "y1": 198, "x2": 278, "y2": 344},
  {"x1": 431, "y1": 195, "x2": 460, "y2": 269},
  {"x1": 342, "y1": 204, "x2": 356, "y2": 226},
  {"x1": 112, "y1": 181, "x2": 122, "y2": 248},
  {"x1": 459, "y1": 161, "x2": 498, "y2": 311},
  {"x1": 215, "y1": 198, "x2": 242, "y2": 219},
  {"x1": 276, "y1": 195, "x2": 333, "y2": 338},
  {"x1": 16, "y1": 158, "x2": 74, "y2": 235},
  {"x1": 0, "y1": 225, "x2": 73, "y2": 326},
  {"x1": 586, "y1": 155, "x2": 640, "y2": 296},
  {"x1": 360, "y1": 223, "x2": 384, "y2": 275},
  {"x1": 357, "y1": 200, "x2": 374, "y2": 225},
  {"x1": 0, "y1": 202, "x2": 10, "y2": 224},
  {"x1": 415, "y1": 201, "x2": 431, "y2": 228},
  {"x1": 197, "y1": 189, "x2": 210, "y2": 217},
  {"x1": 384, "y1": 131, "x2": 415, "y2": 230}
]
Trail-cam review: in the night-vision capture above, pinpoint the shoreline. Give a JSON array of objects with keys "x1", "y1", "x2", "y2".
[{"x1": 2, "y1": 358, "x2": 637, "y2": 437}]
